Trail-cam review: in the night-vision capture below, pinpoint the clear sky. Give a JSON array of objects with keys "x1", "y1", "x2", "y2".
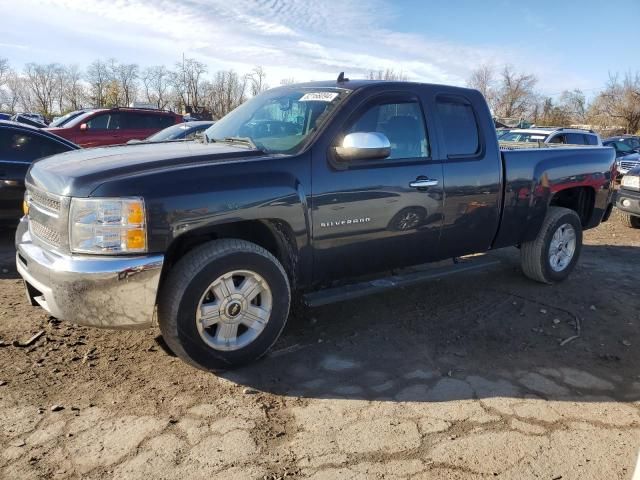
[{"x1": 2, "y1": 0, "x2": 638, "y2": 97}]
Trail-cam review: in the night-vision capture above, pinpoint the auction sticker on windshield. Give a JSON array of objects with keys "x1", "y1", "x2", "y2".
[{"x1": 299, "y1": 92, "x2": 339, "y2": 102}]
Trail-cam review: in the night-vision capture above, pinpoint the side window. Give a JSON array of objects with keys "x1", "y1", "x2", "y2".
[
  {"x1": 548, "y1": 134, "x2": 565, "y2": 144},
  {"x1": 87, "y1": 113, "x2": 122, "y2": 130},
  {"x1": 126, "y1": 113, "x2": 174, "y2": 129},
  {"x1": 156, "y1": 115, "x2": 175, "y2": 129},
  {"x1": 347, "y1": 100, "x2": 429, "y2": 159},
  {"x1": 86, "y1": 114, "x2": 108, "y2": 129},
  {"x1": 0, "y1": 130, "x2": 69, "y2": 162},
  {"x1": 584, "y1": 134, "x2": 598, "y2": 146},
  {"x1": 436, "y1": 96, "x2": 479, "y2": 156},
  {"x1": 124, "y1": 113, "x2": 146, "y2": 129},
  {"x1": 565, "y1": 133, "x2": 585, "y2": 145}
]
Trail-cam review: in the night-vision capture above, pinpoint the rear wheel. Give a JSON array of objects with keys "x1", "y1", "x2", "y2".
[
  {"x1": 520, "y1": 207, "x2": 583, "y2": 284},
  {"x1": 620, "y1": 212, "x2": 640, "y2": 229},
  {"x1": 158, "y1": 239, "x2": 291, "y2": 371}
]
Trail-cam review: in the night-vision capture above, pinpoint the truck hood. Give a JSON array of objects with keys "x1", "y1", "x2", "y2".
[{"x1": 27, "y1": 141, "x2": 267, "y2": 197}]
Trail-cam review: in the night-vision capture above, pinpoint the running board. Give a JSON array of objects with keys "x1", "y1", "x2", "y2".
[{"x1": 303, "y1": 256, "x2": 501, "y2": 308}]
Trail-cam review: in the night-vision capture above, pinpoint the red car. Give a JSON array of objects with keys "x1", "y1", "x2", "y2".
[{"x1": 46, "y1": 108, "x2": 183, "y2": 148}]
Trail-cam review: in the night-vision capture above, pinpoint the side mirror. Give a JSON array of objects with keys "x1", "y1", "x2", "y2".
[
  {"x1": 79, "y1": 123, "x2": 88, "y2": 131},
  {"x1": 335, "y1": 132, "x2": 391, "y2": 162}
]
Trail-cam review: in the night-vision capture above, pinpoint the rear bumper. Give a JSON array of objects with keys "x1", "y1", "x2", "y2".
[
  {"x1": 15, "y1": 217, "x2": 164, "y2": 329},
  {"x1": 616, "y1": 188, "x2": 640, "y2": 217}
]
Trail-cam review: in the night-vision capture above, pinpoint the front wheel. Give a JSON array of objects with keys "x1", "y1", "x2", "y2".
[
  {"x1": 621, "y1": 212, "x2": 640, "y2": 229},
  {"x1": 520, "y1": 207, "x2": 583, "y2": 284},
  {"x1": 158, "y1": 239, "x2": 291, "y2": 371}
]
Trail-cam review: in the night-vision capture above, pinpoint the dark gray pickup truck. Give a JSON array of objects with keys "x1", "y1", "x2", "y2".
[{"x1": 16, "y1": 78, "x2": 616, "y2": 370}]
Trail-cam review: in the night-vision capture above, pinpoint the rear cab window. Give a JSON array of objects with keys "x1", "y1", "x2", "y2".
[{"x1": 436, "y1": 95, "x2": 480, "y2": 157}]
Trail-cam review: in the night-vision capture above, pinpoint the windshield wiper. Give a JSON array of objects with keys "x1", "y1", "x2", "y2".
[{"x1": 222, "y1": 136, "x2": 258, "y2": 149}]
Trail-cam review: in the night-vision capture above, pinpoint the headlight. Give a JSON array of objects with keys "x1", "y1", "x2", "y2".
[
  {"x1": 69, "y1": 197, "x2": 147, "y2": 254},
  {"x1": 621, "y1": 175, "x2": 640, "y2": 190}
]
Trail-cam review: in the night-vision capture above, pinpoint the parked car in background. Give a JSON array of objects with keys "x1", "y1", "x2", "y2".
[
  {"x1": 16, "y1": 78, "x2": 615, "y2": 369},
  {"x1": 127, "y1": 121, "x2": 215, "y2": 144},
  {"x1": 11, "y1": 113, "x2": 48, "y2": 129},
  {"x1": 602, "y1": 139, "x2": 640, "y2": 178},
  {"x1": 48, "y1": 109, "x2": 96, "y2": 128},
  {"x1": 17, "y1": 112, "x2": 47, "y2": 125},
  {"x1": 616, "y1": 166, "x2": 640, "y2": 228},
  {"x1": 0, "y1": 121, "x2": 78, "y2": 225},
  {"x1": 500, "y1": 127, "x2": 601, "y2": 146},
  {"x1": 46, "y1": 107, "x2": 183, "y2": 148},
  {"x1": 496, "y1": 128, "x2": 511, "y2": 139},
  {"x1": 604, "y1": 135, "x2": 640, "y2": 153},
  {"x1": 0, "y1": 113, "x2": 11, "y2": 121}
]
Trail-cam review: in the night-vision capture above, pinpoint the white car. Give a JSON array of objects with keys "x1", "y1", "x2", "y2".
[{"x1": 500, "y1": 127, "x2": 602, "y2": 146}]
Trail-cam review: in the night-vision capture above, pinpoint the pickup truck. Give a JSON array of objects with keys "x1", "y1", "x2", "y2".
[{"x1": 15, "y1": 78, "x2": 616, "y2": 370}]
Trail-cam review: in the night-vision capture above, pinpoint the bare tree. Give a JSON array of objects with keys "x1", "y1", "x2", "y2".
[
  {"x1": 367, "y1": 68, "x2": 408, "y2": 81},
  {"x1": 171, "y1": 57, "x2": 207, "y2": 111},
  {"x1": 142, "y1": 66, "x2": 171, "y2": 109},
  {"x1": 0, "y1": 58, "x2": 9, "y2": 88},
  {"x1": 86, "y1": 60, "x2": 111, "y2": 107},
  {"x1": 558, "y1": 89, "x2": 587, "y2": 124},
  {"x1": 3, "y1": 70, "x2": 26, "y2": 113},
  {"x1": 205, "y1": 70, "x2": 246, "y2": 119},
  {"x1": 495, "y1": 65, "x2": 538, "y2": 119},
  {"x1": 467, "y1": 64, "x2": 497, "y2": 111},
  {"x1": 62, "y1": 65, "x2": 85, "y2": 111},
  {"x1": 280, "y1": 77, "x2": 296, "y2": 86},
  {"x1": 246, "y1": 66, "x2": 268, "y2": 96},
  {"x1": 23, "y1": 63, "x2": 62, "y2": 116},
  {"x1": 115, "y1": 62, "x2": 139, "y2": 106},
  {"x1": 589, "y1": 73, "x2": 640, "y2": 133}
]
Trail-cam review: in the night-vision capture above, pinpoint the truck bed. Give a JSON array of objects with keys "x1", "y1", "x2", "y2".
[{"x1": 493, "y1": 145, "x2": 615, "y2": 249}]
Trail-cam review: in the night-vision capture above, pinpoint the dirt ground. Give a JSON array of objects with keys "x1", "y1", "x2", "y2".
[{"x1": 0, "y1": 213, "x2": 639, "y2": 479}]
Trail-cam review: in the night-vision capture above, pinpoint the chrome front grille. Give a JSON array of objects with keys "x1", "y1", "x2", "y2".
[
  {"x1": 28, "y1": 187, "x2": 61, "y2": 215},
  {"x1": 620, "y1": 161, "x2": 639, "y2": 171},
  {"x1": 30, "y1": 218, "x2": 61, "y2": 247},
  {"x1": 26, "y1": 184, "x2": 67, "y2": 250}
]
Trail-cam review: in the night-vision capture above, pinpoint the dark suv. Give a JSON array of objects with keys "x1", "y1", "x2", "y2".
[
  {"x1": 46, "y1": 108, "x2": 183, "y2": 148},
  {"x1": 0, "y1": 120, "x2": 78, "y2": 225}
]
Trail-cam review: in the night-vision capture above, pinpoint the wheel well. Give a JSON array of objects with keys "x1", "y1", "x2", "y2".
[
  {"x1": 161, "y1": 220, "x2": 299, "y2": 289},
  {"x1": 549, "y1": 187, "x2": 595, "y2": 226}
]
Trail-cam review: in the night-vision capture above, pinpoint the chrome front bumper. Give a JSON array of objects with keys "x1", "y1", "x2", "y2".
[{"x1": 15, "y1": 217, "x2": 164, "y2": 329}]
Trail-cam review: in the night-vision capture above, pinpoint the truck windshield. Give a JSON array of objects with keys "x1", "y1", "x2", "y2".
[
  {"x1": 204, "y1": 88, "x2": 348, "y2": 154},
  {"x1": 500, "y1": 131, "x2": 549, "y2": 143}
]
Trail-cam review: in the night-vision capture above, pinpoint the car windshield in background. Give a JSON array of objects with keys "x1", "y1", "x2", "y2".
[
  {"x1": 500, "y1": 131, "x2": 549, "y2": 143},
  {"x1": 146, "y1": 124, "x2": 192, "y2": 142},
  {"x1": 204, "y1": 88, "x2": 348, "y2": 154},
  {"x1": 604, "y1": 141, "x2": 635, "y2": 154},
  {"x1": 49, "y1": 110, "x2": 88, "y2": 127}
]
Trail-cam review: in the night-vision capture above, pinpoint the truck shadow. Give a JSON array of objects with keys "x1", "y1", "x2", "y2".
[{"x1": 220, "y1": 244, "x2": 640, "y2": 404}]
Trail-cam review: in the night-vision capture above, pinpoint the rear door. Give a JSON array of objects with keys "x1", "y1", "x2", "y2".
[
  {"x1": 125, "y1": 113, "x2": 177, "y2": 142},
  {"x1": 311, "y1": 88, "x2": 444, "y2": 281},
  {"x1": 430, "y1": 92, "x2": 502, "y2": 258}
]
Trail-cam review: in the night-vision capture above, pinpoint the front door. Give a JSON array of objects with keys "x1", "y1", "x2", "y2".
[{"x1": 311, "y1": 91, "x2": 444, "y2": 282}]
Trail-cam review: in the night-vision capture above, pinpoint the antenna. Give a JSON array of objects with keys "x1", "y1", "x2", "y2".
[{"x1": 337, "y1": 72, "x2": 349, "y2": 83}]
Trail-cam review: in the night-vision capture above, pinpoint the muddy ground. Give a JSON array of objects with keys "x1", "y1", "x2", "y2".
[{"x1": 0, "y1": 213, "x2": 639, "y2": 479}]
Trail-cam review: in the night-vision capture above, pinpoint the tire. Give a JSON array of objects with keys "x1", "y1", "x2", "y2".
[
  {"x1": 158, "y1": 239, "x2": 291, "y2": 371},
  {"x1": 520, "y1": 207, "x2": 583, "y2": 284},
  {"x1": 621, "y1": 212, "x2": 640, "y2": 229}
]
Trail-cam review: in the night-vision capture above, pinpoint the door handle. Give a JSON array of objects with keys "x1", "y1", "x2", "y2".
[{"x1": 409, "y1": 178, "x2": 438, "y2": 189}]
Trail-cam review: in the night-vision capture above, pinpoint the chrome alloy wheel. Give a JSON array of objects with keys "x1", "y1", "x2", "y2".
[
  {"x1": 398, "y1": 211, "x2": 421, "y2": 230},
  {"x1": 548, "y1": 223, "x2": 576, "y2": 272},
  {"x1": 195, "y1": 270, "x2": 272, "y2": 351}
]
